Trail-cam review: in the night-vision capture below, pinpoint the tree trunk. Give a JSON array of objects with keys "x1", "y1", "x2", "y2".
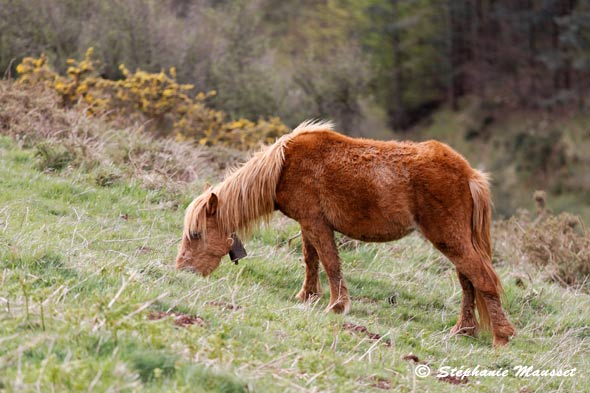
[
  {"x1": 389, "y1": 0, "x2": 407, "y2": 130},
  {"x1": 448, "y1": 0, "x2": 471, "y2": 110}
]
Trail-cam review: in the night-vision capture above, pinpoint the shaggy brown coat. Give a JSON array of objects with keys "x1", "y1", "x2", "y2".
[{"x1": 176, "y1": 120, "x2": 516, "y2": 347}]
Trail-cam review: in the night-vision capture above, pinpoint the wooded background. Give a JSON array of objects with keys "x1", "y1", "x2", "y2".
[{"x1": 2, "y1": 0, "x2": 588, "y2": 133}]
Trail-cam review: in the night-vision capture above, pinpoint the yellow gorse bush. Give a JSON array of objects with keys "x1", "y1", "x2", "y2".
[
  {"x1": 16, "y1": 54, "x2": 55, "y2": 86},
  {"x1": 16, "y1": 49, "x2": 288, "y2": 149}
]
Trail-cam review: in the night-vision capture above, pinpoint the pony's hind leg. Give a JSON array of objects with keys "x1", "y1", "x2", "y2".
[
  {"x1": 422, "y1": 226, "x2": 515, "y2": 346},
  {"x1": 296, "y1": 231, "x2": 322, "y2": 302},
  {"x1": 450, "y1": 250, "x2": 515, "y2": 346},
  {"x1": 450, "y1": 271, "x2": 479, "y2": 337},
  {"x1": 480, "y1": 292, "x2": 516, "y2": 347},
  {"x1": 299, "y1": 221, "x2": 350, "y2": 314}
]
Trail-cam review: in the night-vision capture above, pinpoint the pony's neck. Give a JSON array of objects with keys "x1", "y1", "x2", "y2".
[
  {"x1": 212, "y1": 140, "x2": 286, "y2": 237},
  {"x1": 183, "y1": 120, "x2": 335, "y2": 241}
]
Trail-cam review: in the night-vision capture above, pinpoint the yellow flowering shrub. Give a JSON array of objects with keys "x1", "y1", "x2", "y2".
[
  {"x1": 15, "y1": 54, "x2": 55, "y2": 87},
  {"x1": 16, "y1": 49, "x2": 288, "y2": 149}
]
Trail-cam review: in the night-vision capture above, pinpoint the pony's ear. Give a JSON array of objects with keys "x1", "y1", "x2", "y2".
[
  {"x1": 203, "y1": 182, "x2": 211, "y2": 192},
  {"x1": 206, "y1": 193, "x2": 218, "y2": 216}
]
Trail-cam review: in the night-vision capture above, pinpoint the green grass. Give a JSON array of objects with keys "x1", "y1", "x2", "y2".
[{"x1": 1, "y1": 135, "x2": 589, "y2": 392}]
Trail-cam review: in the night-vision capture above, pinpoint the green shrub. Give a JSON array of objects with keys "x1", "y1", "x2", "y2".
[{"x1": 34, "y1": 142, "x2": 75, "y2": 171}]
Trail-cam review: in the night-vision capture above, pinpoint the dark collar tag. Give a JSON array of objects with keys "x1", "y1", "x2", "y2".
[{"x1": 229, "y1": 234, "x2": 247, "y2": 265}]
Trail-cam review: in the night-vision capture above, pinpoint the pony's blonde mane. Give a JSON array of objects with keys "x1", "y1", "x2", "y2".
[{"x1": 183, "y1": 120, "x2": 335, "y2": 240}]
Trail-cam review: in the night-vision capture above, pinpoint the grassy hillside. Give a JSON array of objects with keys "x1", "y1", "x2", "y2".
[{"x1": 1, "y1": 120, "x2": 590, "y2": 390}]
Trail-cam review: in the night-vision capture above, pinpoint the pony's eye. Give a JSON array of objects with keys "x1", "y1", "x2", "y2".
[{"x1": 189, "y1": 231, "x2": 201, "y2": 240}]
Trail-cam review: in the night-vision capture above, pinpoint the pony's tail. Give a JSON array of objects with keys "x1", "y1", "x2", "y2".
[{"x1": 469, "y1": 170, "x2": 502, "y2": 332}]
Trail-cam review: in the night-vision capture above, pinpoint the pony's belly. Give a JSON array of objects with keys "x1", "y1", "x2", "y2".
[{"x1": 333, "y1": 219, "x2": 415, "y2": 243}]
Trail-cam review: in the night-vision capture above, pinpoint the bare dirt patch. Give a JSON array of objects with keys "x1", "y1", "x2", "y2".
[
  {"x1": 148, "y1": 311, "x2": 205, "y2": 327},
  {"x1": 402, "y1": 354, "x2": 422, "y2": 363},
  {"x1": 342, "y1": 323, "x2": 391, "y2": 346},
  {"x1": 402, "y1": 354, "x2": 468, "y2": 385},
  {"x1": 437, "y1": 375, "x2": 468, "y2": 385},
  {"x1": 371, "y1": 378, "x2": 392, "y2": 390}
]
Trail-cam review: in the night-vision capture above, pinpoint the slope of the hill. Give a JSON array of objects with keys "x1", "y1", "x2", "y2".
[{"x1": 1, "y1": 123, "x2": 589, "y2": 390}]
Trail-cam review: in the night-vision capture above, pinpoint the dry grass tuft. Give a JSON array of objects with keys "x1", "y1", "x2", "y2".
[{"x1": 494, "y1": 191, "x2": 590, "y2": 291}]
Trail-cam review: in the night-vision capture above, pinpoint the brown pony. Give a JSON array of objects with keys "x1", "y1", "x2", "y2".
[{"x1": 176, "y1": 120, "x2": 516, "y2": 347}]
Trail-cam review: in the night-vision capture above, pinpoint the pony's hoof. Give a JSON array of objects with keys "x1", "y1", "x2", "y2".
[
  {"x1": 450, "y1": 321, "x2": 479, "y2": 337},
  {"x1": 296, "y1": 290, "x2": 322, "y2": 302},
  {"x1": 493, "y1": 324, "x2": 516, "y2": 347},
  {"x1": 325, "y1": 300, "x2": 351, "y2": 314},
  {"x1": 493, "y1": 336, "x2": 511, "y2": 347}
]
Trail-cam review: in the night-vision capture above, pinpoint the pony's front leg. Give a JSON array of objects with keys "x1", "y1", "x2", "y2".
[
  {"x1": 296, "y1": 231, "x2": 322, "y2": 302},
  {"x1": 300, "y1": 221, "x2": 350, "y2": 314}
]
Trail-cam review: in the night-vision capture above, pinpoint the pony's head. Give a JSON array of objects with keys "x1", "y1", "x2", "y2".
[{"x1": 176, "y1": 185, "x2": 246, "y2": 276}]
